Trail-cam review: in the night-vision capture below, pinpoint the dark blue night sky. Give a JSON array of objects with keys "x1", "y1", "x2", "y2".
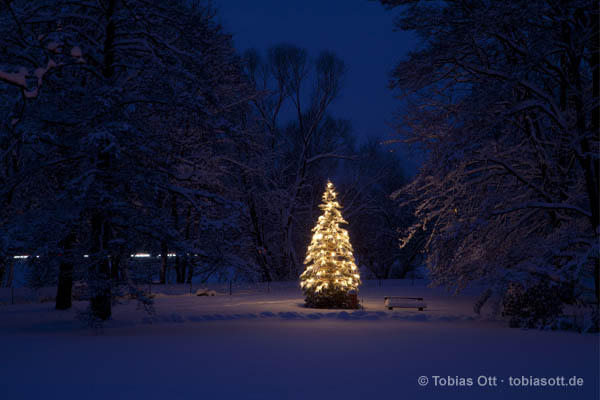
[{"x1": 217, "y1": 0, "x2": 415, "y2": 147}]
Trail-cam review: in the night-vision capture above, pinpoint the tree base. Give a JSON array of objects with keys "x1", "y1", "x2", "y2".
[
  {"x1": 90, "y1": 293, "x2": 112, "y2": 320},
  {"x1": 55, "y1": 262, "x2": 73, "y2": 310},
  {"x1": 303, "y1": 288, "x2": 359, "y2": 309}
]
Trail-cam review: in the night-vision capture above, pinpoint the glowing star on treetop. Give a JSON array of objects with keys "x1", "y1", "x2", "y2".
[{"x1": 300, "y1": 180, "x2": 361, "y2": 308}]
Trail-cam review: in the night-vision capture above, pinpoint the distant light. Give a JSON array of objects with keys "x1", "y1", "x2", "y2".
[
  {"x1": 83, "y1": 255, "x2": 89, "y2": 258},
  {"x1": 14, "y1": 255, "x2": 29, "y2": 259},
  {"x1": 132, "y1": 253, "x2": 151, "y2": 258},
  {"x1": 157, "y1": 253, "x2": 176, "y2": 258}
]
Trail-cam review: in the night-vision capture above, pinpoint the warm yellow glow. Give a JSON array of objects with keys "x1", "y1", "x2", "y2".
[{"x1": 300, "y1": 180, "x2": 361, "y2": 295}]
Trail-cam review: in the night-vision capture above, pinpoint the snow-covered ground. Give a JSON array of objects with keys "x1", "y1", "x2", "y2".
[{"x1": 0, "y1": 280, "x2": 597, "y2": 399}]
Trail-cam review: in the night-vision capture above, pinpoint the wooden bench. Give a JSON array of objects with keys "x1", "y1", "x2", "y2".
[{"x1": 384, "y1": 296, "x2": 426, "y2": 311}]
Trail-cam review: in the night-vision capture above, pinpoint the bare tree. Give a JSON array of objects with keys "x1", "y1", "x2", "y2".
[{"x1": 242, "y1": 44, "x2": 355, "y2": 280}]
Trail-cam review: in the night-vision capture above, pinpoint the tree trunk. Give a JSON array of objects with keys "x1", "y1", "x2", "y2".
[
  {"x1": 247, "y1": 192, "x2": 272, "y2": 282},
  {"x1": 56, "y1": 262, "x2": 73, "y2": 310},
  {"x1": 110, "y1": 254, "x2": 120, "y2": 281},
  {"x1": 6, "y1": 259, "x2": 14, "y2": 288},
  {"x1": 90, "y1": 214, "x2": 112, "y2": 320},
  {"x1": 88, "y1": 0, "x2": 117, "y2": 321},
  {"x1": 0, "y1": 259, "x2": 5, "y2": 288},
  {"x1": 160, "y1": 241, "x2": 167, "y2": 284},
  {"x1": 175, "y1": 256, "x2": 184, "y2": 283},
  {"x1": 56, "y1": 233, "x2": 76, "y2": 310},
  {"x1": 177, "y1": 205, "x2": 192, "y2": 284},
  {"x1": 179, "y1": 262, "x2": 186, "y2": 284},
  {"x1": 186, "y1": 256, "x2": 193, "y2": 284}
]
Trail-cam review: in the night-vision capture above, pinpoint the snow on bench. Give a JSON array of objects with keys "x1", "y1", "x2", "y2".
[{"x1": 384, "y1": 296, "x2": 426, "y2": 311}]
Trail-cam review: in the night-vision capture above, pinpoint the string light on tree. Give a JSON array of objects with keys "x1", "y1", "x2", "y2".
[{"x1": 300, "y1": 180, "x2": 361, "y2": 308}]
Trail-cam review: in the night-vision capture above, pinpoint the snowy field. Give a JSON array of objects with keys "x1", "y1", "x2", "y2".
[{"x1": 0, "y1": 280, "x2": 597, "y2": 400}]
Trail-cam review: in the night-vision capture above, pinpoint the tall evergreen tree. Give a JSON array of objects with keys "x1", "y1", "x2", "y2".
[{"x1": 301, "y1": 181, "x2": 361, "y2": 308}]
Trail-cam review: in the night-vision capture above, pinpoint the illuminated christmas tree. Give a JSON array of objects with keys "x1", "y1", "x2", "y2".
[{"x1": 300, "y1": 180, "x2": 361, "y2": 308}]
